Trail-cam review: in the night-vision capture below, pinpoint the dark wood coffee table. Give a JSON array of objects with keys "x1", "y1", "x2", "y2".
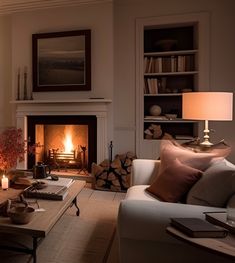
[{"x1": 0, "y1": 180, "x2": 85, "y2": 263}]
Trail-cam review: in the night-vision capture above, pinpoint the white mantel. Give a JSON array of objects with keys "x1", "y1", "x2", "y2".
[{"x1": 11, "y1": 99, "x2": 112, "y2": 169}]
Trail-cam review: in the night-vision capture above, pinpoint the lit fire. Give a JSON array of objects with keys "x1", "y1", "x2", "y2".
[{"x1": 63, "y1": 129, "x2": 74, "y2": 153}]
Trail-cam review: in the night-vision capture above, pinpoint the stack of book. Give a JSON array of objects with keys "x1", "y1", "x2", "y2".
[{"x1": 23, "y1": 177, "x2": 74, "y2": 201}]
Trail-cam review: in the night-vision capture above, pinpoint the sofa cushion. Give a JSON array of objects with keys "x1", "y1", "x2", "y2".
[
  {"x1": 125, "y1": 185, "x2": 158, "y2": 201},
  {"x1": 187, "y1": 159, "x2": 235, "y2": 207},
  {"x1": 159, "y1": 140, "x2": 228, "y2": 174},
  {"x1": 146, "y1": 158, "x2": 202, "y2": 202}
]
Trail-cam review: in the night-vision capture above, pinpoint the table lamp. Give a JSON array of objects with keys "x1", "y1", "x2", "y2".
[{"x1": 182, "y1": 92, "x2": 233, "y2": 146}]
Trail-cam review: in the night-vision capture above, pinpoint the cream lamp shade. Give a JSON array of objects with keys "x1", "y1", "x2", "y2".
[{"x1": 182, "y1": 92, "x2": 233, "y2": 146}]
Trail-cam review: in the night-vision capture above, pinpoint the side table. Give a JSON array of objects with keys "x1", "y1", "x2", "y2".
[{"x1": 166, "y1": 225, "x2": 235, "y2": 260}]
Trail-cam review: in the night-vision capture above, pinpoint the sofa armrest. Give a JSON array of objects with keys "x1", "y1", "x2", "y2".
[
  {"x1": 117, "y1": 199, "x2": 225, "y2": 243},
  {"x1": 131, "y1": 159, "x2": 160, "y2": 186}
]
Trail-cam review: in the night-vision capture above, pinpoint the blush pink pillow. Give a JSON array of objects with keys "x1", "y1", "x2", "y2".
[
  {"x1": 159, "y1": 140, "x2": 226, "y2": 173},
  {"x1": 146, "y1": 158, "x2": 202, "y2": 202}
]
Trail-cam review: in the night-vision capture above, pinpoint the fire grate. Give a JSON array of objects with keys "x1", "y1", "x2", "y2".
[{"x1": 48, "y1": 149, "x2": 81, "y2": 170}]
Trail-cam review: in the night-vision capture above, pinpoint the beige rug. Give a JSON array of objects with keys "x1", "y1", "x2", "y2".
[{"x1": 0, "y1": 187, "x2": 125, "y2": 263}]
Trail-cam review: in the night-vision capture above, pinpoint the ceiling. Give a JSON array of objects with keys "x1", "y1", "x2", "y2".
[{"x1": 0, "y1": 0, "x2": 110, "y2": 15}]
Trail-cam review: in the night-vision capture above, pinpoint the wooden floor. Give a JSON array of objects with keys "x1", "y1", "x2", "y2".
[
  {"x1": 0, "y1": 186, "x2": 125, "y2": 263},
  {"x1": 52, "y1": 169, "x2": 95, "y2": 184}
]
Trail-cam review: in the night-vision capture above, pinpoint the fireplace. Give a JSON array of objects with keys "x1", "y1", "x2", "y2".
[
  {"x1": 12, "y1": 99, "x2": 112, "y2": 172},
  {"x1": 27, "y1": 115, "x2": 97, "y2": 173}
]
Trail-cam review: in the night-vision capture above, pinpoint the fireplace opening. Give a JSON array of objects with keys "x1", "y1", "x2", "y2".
[{"x1": 27, "y1": 115, "x2": 97, "y2": 173}]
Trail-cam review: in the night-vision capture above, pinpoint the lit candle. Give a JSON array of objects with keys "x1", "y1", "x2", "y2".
[{"x1": 1, "y1": 175, "x2": 9, "y2": 190}]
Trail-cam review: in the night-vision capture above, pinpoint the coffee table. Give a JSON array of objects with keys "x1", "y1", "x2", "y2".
[{"x1": 0, "y1": 180, "x2": 85, "y2": 263}]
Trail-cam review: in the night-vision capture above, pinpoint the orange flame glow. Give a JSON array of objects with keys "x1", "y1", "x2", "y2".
[{"x1": 63, "y1": 128, "x2": 74, "y2": 153}]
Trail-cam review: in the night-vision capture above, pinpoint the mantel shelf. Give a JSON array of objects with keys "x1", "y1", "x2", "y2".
[{"x1": 10, "y1": 99, "x2": 112, "y2": 104}]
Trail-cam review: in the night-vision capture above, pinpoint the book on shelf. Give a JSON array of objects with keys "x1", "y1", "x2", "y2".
[
  {"x1": 170, "y1": 217, "x2": 228, "y2": 238},
  {"x1": 162, "y1": 57, "x2": 171, "y2": 72},
  {"x1": 148, "y1": 78, "x2": 158, "y2": 94},
  {"x1": 147, "y1": 57, "x2": 153, "y2": 73},
  {"x1": 155, "y1": 57, "x2": 162, "y2": 73},
  {"x1": 171, "y1": 55, "x2": 177, "y2": 72},
  {"x1": 177, "y1": 55, "x2": 186, "y2": 72}
]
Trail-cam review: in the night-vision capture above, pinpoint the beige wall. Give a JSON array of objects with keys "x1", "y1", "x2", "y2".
[
  {"x1": 113, "y1": 0, "x2": 235, "y2": 162},
  {"x1": 0, "y1": 16, "x2": 12, "y2": 127},
  {"x1": 0, "y1": 0, "x2": 235, "y2": 161},
  {"x1": 9, "y1": 1, "x2": 114, "y2": 145}
]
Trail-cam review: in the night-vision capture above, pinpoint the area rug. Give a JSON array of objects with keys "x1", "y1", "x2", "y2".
[{"x1": 0, "y1": 187, "x2": 125, "y2": 263}]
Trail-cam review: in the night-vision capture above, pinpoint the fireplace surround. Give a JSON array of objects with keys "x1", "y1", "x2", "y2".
[{"x1": 12, "y1": 99, "x2": 112, "y2": 171}]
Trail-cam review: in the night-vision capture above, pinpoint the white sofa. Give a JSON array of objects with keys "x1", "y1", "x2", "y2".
[{"x1": 117, "y1": 159, "x2": 234, "y2": 263}]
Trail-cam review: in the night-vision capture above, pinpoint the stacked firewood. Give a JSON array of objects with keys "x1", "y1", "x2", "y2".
[{"x1": 92, "y1": 152, "x2": 137, "y2": 192}]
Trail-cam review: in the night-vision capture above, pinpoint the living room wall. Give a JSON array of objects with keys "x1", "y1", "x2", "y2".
[
  {"x1": 113, "y1": 0, "x2": 235, "y2": 162},
  {"x1": 9, "y1": 1, "x2": 114, "y2": 151},
  {"x1": 0, "y1": 0, "x2": 234, "y2": 162},
  {"x1": 0, "y1": 16, "x2": 12, "y2": 127}
]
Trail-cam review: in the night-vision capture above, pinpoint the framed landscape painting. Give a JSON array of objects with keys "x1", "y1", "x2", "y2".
[{"x1": 32, "y1": 30, "x2": 91, "y2": 92}]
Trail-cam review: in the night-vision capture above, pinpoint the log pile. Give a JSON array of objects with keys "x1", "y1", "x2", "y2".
[{"x1": 92, "y1": 152, "x2": 137, "y2": 192}]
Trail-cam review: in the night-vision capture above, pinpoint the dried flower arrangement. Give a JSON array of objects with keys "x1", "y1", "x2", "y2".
[{"x1": 0, "y1": 127, "x2": 33, "y2": 173}]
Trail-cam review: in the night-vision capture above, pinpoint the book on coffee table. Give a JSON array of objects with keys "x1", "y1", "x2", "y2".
[
  {"x1": 23, "y1": 184, "x2": 69, "y2": 200},
  {"x1": 170, "y1": 217, "x2": 228, "y2": 238}
]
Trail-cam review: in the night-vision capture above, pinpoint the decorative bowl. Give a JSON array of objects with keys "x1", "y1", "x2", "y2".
[
  {"x1": 165, "y1": 114, "x2": 177, "y2": 120},
  {"x1": 155, "y1": 39, "x2": 178, "y2": 51},
  {"x1": 8, "y1": 206, "x2": 35, "y2": 224}
]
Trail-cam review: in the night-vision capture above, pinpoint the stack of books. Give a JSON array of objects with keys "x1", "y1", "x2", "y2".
[{"x1": 23, "y1": 177, "x2": 74, "y2": 201}]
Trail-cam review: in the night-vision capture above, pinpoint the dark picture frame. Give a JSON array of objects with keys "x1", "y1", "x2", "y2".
[{"x1": 32, "y1": 30, "x2": 91, "y2": 92}]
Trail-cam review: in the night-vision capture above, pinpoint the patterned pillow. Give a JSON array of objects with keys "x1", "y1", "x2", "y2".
[{"x1": 146, "y1": 158, "x2": 202, "y2": 203}]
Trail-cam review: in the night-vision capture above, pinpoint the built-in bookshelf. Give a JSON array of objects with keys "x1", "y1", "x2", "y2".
[
  {"x1": 143, "y1": 25, "x2": 198, "y2": 140},
  {"x1": 136, "y1": 13, "x2": 210, "y2": 159}
]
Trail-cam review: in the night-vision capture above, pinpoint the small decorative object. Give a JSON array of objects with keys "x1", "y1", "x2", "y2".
[
  {"x1": 149, "y1": 105, "x2": 162, "y2": 116},
  {"x1": 144, "y1": 129, "x2": 153, "y2": 139},
  {"x1": 17, "y1": 68, "x2": 20, "y2": 100},
  {"x1": 8, "y1": 205, "x2": 35, "y2": 224},
  {"x1": 33, "y1": 162, "x2": 51, "y2": 179},
  {"x1": 155, "y1": 39, "x2": 178, "y2": 51},
  {"x1": 1, "y1": 174, "x2": 9, "y2": 190},
  {"x1": 145, "y1": 124, "x2": 162, "y2": 139},
  {"x1": 165, "y1": 113, "x2": 177, "y2": 120},
  {"x1": 23, "y1": 66, "x2": 28, "y2": 100}
]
